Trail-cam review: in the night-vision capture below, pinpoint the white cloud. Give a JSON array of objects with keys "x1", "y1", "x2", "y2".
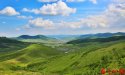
[
  {"x1": 21, "y1": 1, "x2": 125, "y2": 34},
  {"x1": 56, "y1": 15, "x2": 108, "y2": 29},
  {"x1": 80, "y1": 15, "x2": 108, "y2": 28},
  {"x1": 112, "y1": 0, "x2": 125, "y2": 3},
  {"x1": 89, "y1": 0, "x2": 97, "y2": 4},
  {"x1": 38, "y1": 0, "x2": 85, "y2": 2},
  {"x1": 69, "y1": 2, "x2": 125, "y2": 29},
  {"x1": 38, "y1": 0, "x2": 57, "y2": 2},
  {"x1": 24, "y1": 15, "x2": 108, "y2": 30},
  {"x1": 64, "y1": 3, "x2": 125, "y2": 29},
  {"x1": 23, "y1": 2, "x2": 125, "y2": 30},
  {"x1": 105, "y1": 3, "x2": 125, "y2": 27},
  {"x1": 64, "y1": 2, "x2": 125, "y2": 29},
  {"x1": 26, "y1": 18, "x2": 54, "y2": 29},
  {"x1": 22, "y1": 8, "x2": 29, "y2": 12},
  {"x1": 22, "y1": 8, "x2": 41, "y2": 14},
  {"x1": 67, "y1": 0, "x2": 97, "y2": 4},
  {"x1": 0, "y1": 6, "x2": 20, "y2": 16},
  {"x1": 66, "y1": 0, "x2": 85, "y2": 2},
  {"x1": 38, "y1": 0, "x2": 97, "y2": 3},
  {"x1": 16, "y1": 28, "x2": 21, "y2": 31},
  {"x1": 17, "y1": 15, "x2": 33, "y2": 19},
  {"x1": 23, "y1": 1, "x2": 76, "y2": 16}
]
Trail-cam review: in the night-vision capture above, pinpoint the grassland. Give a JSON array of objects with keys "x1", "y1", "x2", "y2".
[{"x1": 0, "y1": 36, "x2": 125, "y2": 75}]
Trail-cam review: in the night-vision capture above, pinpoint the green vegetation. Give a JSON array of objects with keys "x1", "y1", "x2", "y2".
[
  {"x1": 0, "y1": 35, "x2": 125, "y2": 75},
  {"x1": 15, "y1": 35, "x2": 64, "y2": 47},
  {"x1": 0, "y1": 37, "x2": 30, "y2": 57},
  {"x1": 67, "y1": 35, "x2": 125, "y2": 44}
]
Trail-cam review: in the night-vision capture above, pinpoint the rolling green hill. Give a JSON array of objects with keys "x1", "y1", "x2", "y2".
[
  {"x1": 0, "y1": 35, "x2": 125, "y2": 75},
  {"x1": 16, "y1": 35, "x2": 59, "y2": 43},
  {"x1": 78, "y1": 32, "x2": 125, "y2": 39},
  {"x1": 67, "y1": 35, "x2": 125, "y2": 44},
  {"x1": 0, "y1": 37, "x2": 30, "y2": 57},
  {"x1": 14, "y1": 35, "x2": 63, "y2": 47},
  {"x1": 18, "y1": 35, "x2": 49, "y2": 39},
  {"x1": 0, "y1": 44, "x2": 62, "y2": 63},
  {"x1": 0, "y1": 43, "x2": 63, "y2": 75}
]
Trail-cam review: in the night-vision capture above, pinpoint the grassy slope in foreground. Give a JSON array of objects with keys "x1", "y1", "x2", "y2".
[
  {"x1": 1, "y1": 41, "x2": 124, "y2": 75},
  {"x1": 0, "y1": 44, "x2": 62, "y2": 73},
  {"x1": 25, "y1": 41, "x2": 125, "y2": 75},
  {"x1": 67, "y1": 35, "x2": 125, "y2": 44},
  {"x1": 0, "y1": 37, "x2": 125, "y2": 75},
  {"x1": 0, "y1": 37, "x2": 30, "y2": 57}
]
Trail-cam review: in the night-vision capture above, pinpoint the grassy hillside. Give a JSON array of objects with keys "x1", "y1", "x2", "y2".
[
  {"x1": 0, "y1": 44, "x2": 62, "y2": 63},
  {"x1": 18, "y1": 35, "x2": 49, "y2": 39},
  {"x1": 0, "y1": 43, "x2": 63, "y2": 75},
  {"x1": 15, "y1": 35, "x2": 62, "y2": 46},
  {"x1": 0, "y1": 36, "x2": 125, "y2": 75},
  {"x1": 23, "y1": 41, "x2": 125, "y2": 75},
  {"x1": 78, "y1": 32, "x2": 125, "y2": 39},
  {"x1": 0, "y1": 37, "x2": 30, "y2": 57},
  {"x1": 67, "y1": 35, "x2": 125, "y2": 44}
]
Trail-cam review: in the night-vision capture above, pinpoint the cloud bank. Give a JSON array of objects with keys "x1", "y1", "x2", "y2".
[
  {"x1": 0, "y1": 6, "x2": 19, "y2": 16},
  {"x1": 23, "y1": 1, "x2": 76, "y2": 16},
  {"x1": 22, "y1": 1, "x2": 125, "y2": 33},
  {"x1": 25, "y1": 18, "x2": 54, "y2": 29},
  {"x1": 38, "y1": 0, "x2": 97, "y2": 4}
]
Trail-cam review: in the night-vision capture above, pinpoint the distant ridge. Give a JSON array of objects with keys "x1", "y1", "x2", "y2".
[
  {"x1": 67, "y1": 35, "x2": 125, "y2": 44},
  {"x1": 14, "y1": 35, "x2": 59, "y2": 43},
  {"x1": 79, "y1": 32, "x2": 125, "y2": 39},
  {"x1": 0, "y1": 37, "x2": 22, "y2": 43},
  {"x1": 0, "y1": 37, "x2": 28, "y2": 49},
  {"x1": 17, "y1": 35, "x2": 53, "y2": 40}
]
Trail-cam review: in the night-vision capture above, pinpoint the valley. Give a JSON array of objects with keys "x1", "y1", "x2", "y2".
[{"x1": 0, "y1": 33, "x2": 125, "y2": 75}]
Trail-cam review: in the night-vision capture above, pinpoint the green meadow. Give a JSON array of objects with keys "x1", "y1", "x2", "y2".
[{"x1": 0, "y1": 35, "x2": 125, "y2": 75}]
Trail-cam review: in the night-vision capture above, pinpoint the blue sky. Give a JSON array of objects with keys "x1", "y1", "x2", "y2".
[{"x1": 0, "y1": 0, "x2": 125, "y2": 36}]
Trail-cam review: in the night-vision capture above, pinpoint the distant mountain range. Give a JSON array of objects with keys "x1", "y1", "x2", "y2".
[
  {"x1": 14, "y1": 35, "x2": 60, "y2": 43},
  {"x1": 47, "y1": 32, "x2": 125, "y2": 41},
  {"x1": 46, "y1": 35, "x2": 79, "y2": 39},
  {"x1": 17, "y1": 35, "x2": 55, "y2": 40},
  {"x1": 46, "y1": 35, "x2": 80, "y2": 42},
  {"x1": 67, "y1": 35, "x2": 125, "y2": 44},
  {"x1": 0, "y1": 37, "x2": 22, "y2": 43},
  {"x1": 1, "y1": 32, "x2": 125, "y2": 75},
  {"x1": 11, "y1": 32, "x2": 125, "y2": 43},
  {"x1": 0, "y1": 37, "x2": 28, "y2": 50},
  {"x1": 79, "y1": 32, "x2": 125, "y2": 39}
]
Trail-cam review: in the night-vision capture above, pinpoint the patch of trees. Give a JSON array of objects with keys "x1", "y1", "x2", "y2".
[
  {"x1": 0, "y1": 37, "x2": 22, "y2": 43},
  {"x1": 67, "y1": 36, "x2": 125, "y2": 44}
]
